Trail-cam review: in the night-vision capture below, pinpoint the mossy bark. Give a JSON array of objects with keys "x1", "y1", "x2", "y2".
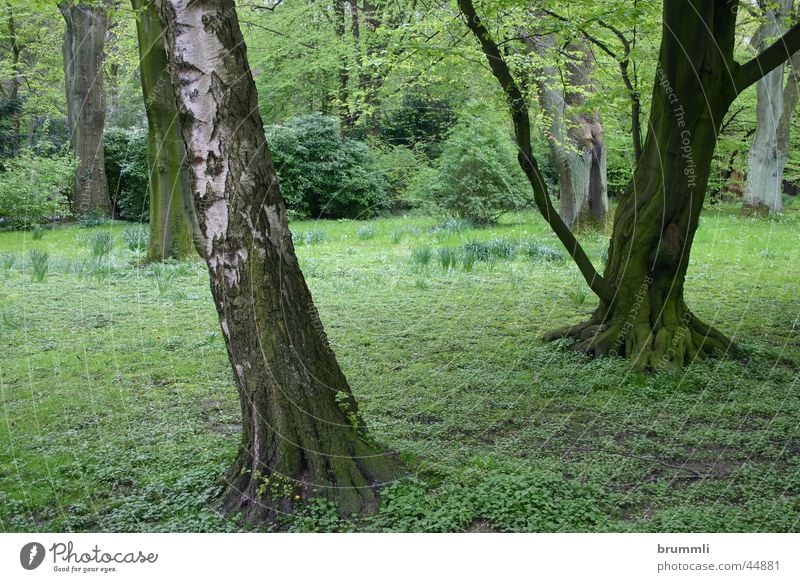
[
  {"x1": 154, "y1": 0, "x2": 400, "y2": 520},
  {"x1": 132, "y1": 0, "x2": 202, "y2": 261},
  {"x1": 546, "y1": 0, "x2": 740, "y2": 370}
]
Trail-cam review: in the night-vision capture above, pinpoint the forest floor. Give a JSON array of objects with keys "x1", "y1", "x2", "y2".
[{"x1": 1, "y1": 203, "x2": 798, "y2": 532}]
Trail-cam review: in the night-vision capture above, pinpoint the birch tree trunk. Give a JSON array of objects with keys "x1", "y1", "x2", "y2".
[
  {"x1": 131, "y1": 0, "x2": 201, "y2": 260},
  {"x1": 154, "y1": 0, "x2": 399, "y2": 520},
  {"x1": 744, "y1": 0, "x2": 799, "y2": 215},
  {"x1": 59, "y1": 2, "x2": 111, "y2": 217}
]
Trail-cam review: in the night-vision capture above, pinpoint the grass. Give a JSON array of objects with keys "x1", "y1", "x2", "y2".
[{"x1": 0, "y1": 206, "x2": 799, "y2": 532}]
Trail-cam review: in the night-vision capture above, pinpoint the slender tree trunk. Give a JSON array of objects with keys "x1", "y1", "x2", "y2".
[
  {"x1": 6, "y1": 2, "x2": 21, "y2": 156},
  {"x1": 59, "y1": 2, "x2": 111, "y2": 217},
  {"x1": 744, "y1": 0, "x2": 798, "y2": 215},
  {"x1": 154, "y1": 0, "x2": 399, "y2": 519},
  {"x1": 526, "y1": 36, "x2": 608, "y2": 230},
  {"x1": 131, "y1": 0, "x2": 201, "y2": 260}
]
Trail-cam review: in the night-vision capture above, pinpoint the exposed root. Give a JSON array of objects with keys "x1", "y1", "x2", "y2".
[{"x1": 544, "y1": 311, "x2": 738, "y2": 372}]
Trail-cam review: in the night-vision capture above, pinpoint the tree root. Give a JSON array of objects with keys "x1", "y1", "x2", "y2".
[{"x1": 544, "y1": 312, "x2": 739, "y2": 372}]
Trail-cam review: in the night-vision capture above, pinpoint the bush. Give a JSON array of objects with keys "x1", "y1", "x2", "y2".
[
  {"x1": 411, "y1": 119, "x2": 531, "y2": 224},
  {"x1": 379, "y1": 89, "x2": 457, "y2": 159},
  {"x1": 0, "y1": 148, "x2": 75, "y2": 228},
  {"x1": 104, "y1": 127, "x2": 149, "y2": 221},
  {"x1": 374, "y1": 145, "x2": 429, "y2": 212},
  {"x1": 266, "y1": 114, "x2": 387, "y2": 219}
]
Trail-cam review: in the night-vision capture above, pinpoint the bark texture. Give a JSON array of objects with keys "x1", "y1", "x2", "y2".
[
  {"x1": 131, "y1": 0, "x2": 202, "y2": 260},
  {"x1": 527, "y1": 36, "x2": 608, "y2": 230},
  {"x1": 59, "y1": 2, "x2": 111, "y2": 217},
  {"x1": 154, "y1": 0, "x2": 399, "y2": 519},
  {"x1": 743, "y1": 0, "x2": 800, "y2": 215}
]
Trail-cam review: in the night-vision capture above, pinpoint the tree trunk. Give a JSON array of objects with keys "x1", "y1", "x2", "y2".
[
  {"x1": 131, "y1": 0, "x2": 202, "y2": 261},
  {"x1": 59, "y1": 2, "x2": 111, "y2": 217},
  {"x1": 743, "y1": 0, "x2": 798, "y2": 215},
  {"x1": 154, "y1": 0, "x2": 399, "y2": 520},
  {"x1": 547, "y1": 0, "x2": 740, "y2": 370},
  {"x1": 526, "y1": 36, "x2": 608, "y2": 230},
  {"x1": 5, "y1": 2, "x2": 21, "y2": 156}
]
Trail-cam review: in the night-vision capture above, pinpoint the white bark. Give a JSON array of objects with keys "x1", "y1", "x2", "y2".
[{"x1": 744, "y1": 0, "x2": 799, "y2": 214}]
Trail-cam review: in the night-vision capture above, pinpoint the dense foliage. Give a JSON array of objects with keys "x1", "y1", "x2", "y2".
[
  {"x1": 411, "y1": 119, "x2": 531, "y2": 224},
  {"x1": 104, "y1": 127, "x2": 149, "y2": 221},
  {"x1": 0, "y1": 146, "x2": 75, "y2": 228},
  {"x1": 266, "y1": 114, "x2": 387, "y2": 219}
]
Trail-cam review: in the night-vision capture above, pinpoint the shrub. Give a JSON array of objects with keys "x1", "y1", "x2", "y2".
[
  {"x1": 379, "y1": 89, "x2": 457, "y2": 159},
  {"x1": 266, "y1": 114, "x2": 387, "y2": 219},
  {"x1": 411, "y1": 119, "x2": 530, "y2": 224},
  {"x1": 104, "y1": 127, "x2": 149, "y2": 221},
  {"x1": 374, "y1": 145, "x2": 428, "y2": 212},
  {"x1": 0, "y1": 148, "x2": 75, "y2": 228}
]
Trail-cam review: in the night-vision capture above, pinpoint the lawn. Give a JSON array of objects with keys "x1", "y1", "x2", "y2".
[{"x1": 1, "y1": 204, "x2": 798, "y2": 532}]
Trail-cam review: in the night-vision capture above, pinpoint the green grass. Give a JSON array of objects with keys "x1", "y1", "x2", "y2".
[{"x1": 1, "y1": 206, "x2": 799, "y2": 532}]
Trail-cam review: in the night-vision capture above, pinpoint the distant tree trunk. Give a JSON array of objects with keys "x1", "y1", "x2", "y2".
[
  {"x1": 526, "y1": 36, "x2": 608, "y2": 230},
  {"x1": 59, "y1": 1, "x2": 111, "y2": 217},
  {"x1": 131, "y1": 0, "x2": 201, "y2": 260},
  {"x1": 744, "y1": 0, "x2": 799, "y2": 215},
  {"x1": 5, "y1": 2, "x2": 21, "y2": 156},
  {"x1": 154, "y1": 0, "x2": 399, "y2": 519}
]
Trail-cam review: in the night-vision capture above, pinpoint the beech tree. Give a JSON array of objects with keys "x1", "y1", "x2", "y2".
[
  {"x1": 743, "y1": 0, "x2": 800, "y2": 215},
  {"x1": 131, "y1": 0, "x2": 201, "y2": 260},
  {"x1": 459, "y1": 0, "x2": 800, "y2": 370},
  {"x1": 59, "y1": 1, "x2": 112, "y2": 216},
  {"x1": 526, "y1": 35, "x2": 608, "y2": 230},
  {"x1": 153, "y1": 0, "x2": 399, "y2": 518}
]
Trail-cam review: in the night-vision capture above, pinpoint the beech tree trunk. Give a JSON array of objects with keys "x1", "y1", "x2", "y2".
[
  {"x1": 154, "y1": 0, "x2": 399, "y2": 519},
  {"x1": 548, "y1": 0, "x2": 741, "y2": 369},
  {"x1": 131, "y1": 0, "x2": 201, "y2": 261},
  {"x1": 743, "y1": 0, "x2": 799, "y2": 215},
  {"x1": 59, "y1": 2, "x2": 111, "y2": 217},
  {"x1": 526, "y1": 36, "x2": 608, "y2": 230}
]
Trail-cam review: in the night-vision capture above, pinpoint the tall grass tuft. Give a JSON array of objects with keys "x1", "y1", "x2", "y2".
[
  {"x1": 523, "y1": 240, "x2": 566, "y2": 263},
  {"x1": 88, "y1": 232, "x2": 115, "y2": 258},
  {"x1": 1, "y1": 253, "x2": 16, "y2": 273},
  {"x1": 390, "y1": 229, "x2": 404, "y2": 244},
  {"x1": 410, "y1": 245, "x2": 432, "y2": 268},
  {"x1": 357, "y1": 224, "x2": 377, "y2": 240},
  {"x1": 295, "y1": 229, "x2": 328, "y2": 246},
  {"x1": 29, "y1": 249, "x2": 49, "y2": 282},
  {"x1": 438, "y1": 247, "x2": 457, "y2": 271},
  {"x1": 123, "y1": 225, "x2": 149, "y2": 252},
  {"x1": 462, "y1": 248, "x2": 477, "y2": 272},
  {"x1": 151, "y1": 263, "x2": 176, "y2": 296},
  {"x1": 31, "y1": 225, "x2": 46, "y2": 240}
]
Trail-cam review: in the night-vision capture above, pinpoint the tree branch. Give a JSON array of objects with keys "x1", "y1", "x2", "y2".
[
  {"x1": 457, "y1": 0, "x2": 613, "y2": 303},
  {"x1": 734, "y1": 21, "x2": 800, "y2": 93}
]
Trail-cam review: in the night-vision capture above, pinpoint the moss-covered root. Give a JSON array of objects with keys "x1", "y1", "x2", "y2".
[{"x1": 544, "y1": 312, "x2": 737, "y2": 372}]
